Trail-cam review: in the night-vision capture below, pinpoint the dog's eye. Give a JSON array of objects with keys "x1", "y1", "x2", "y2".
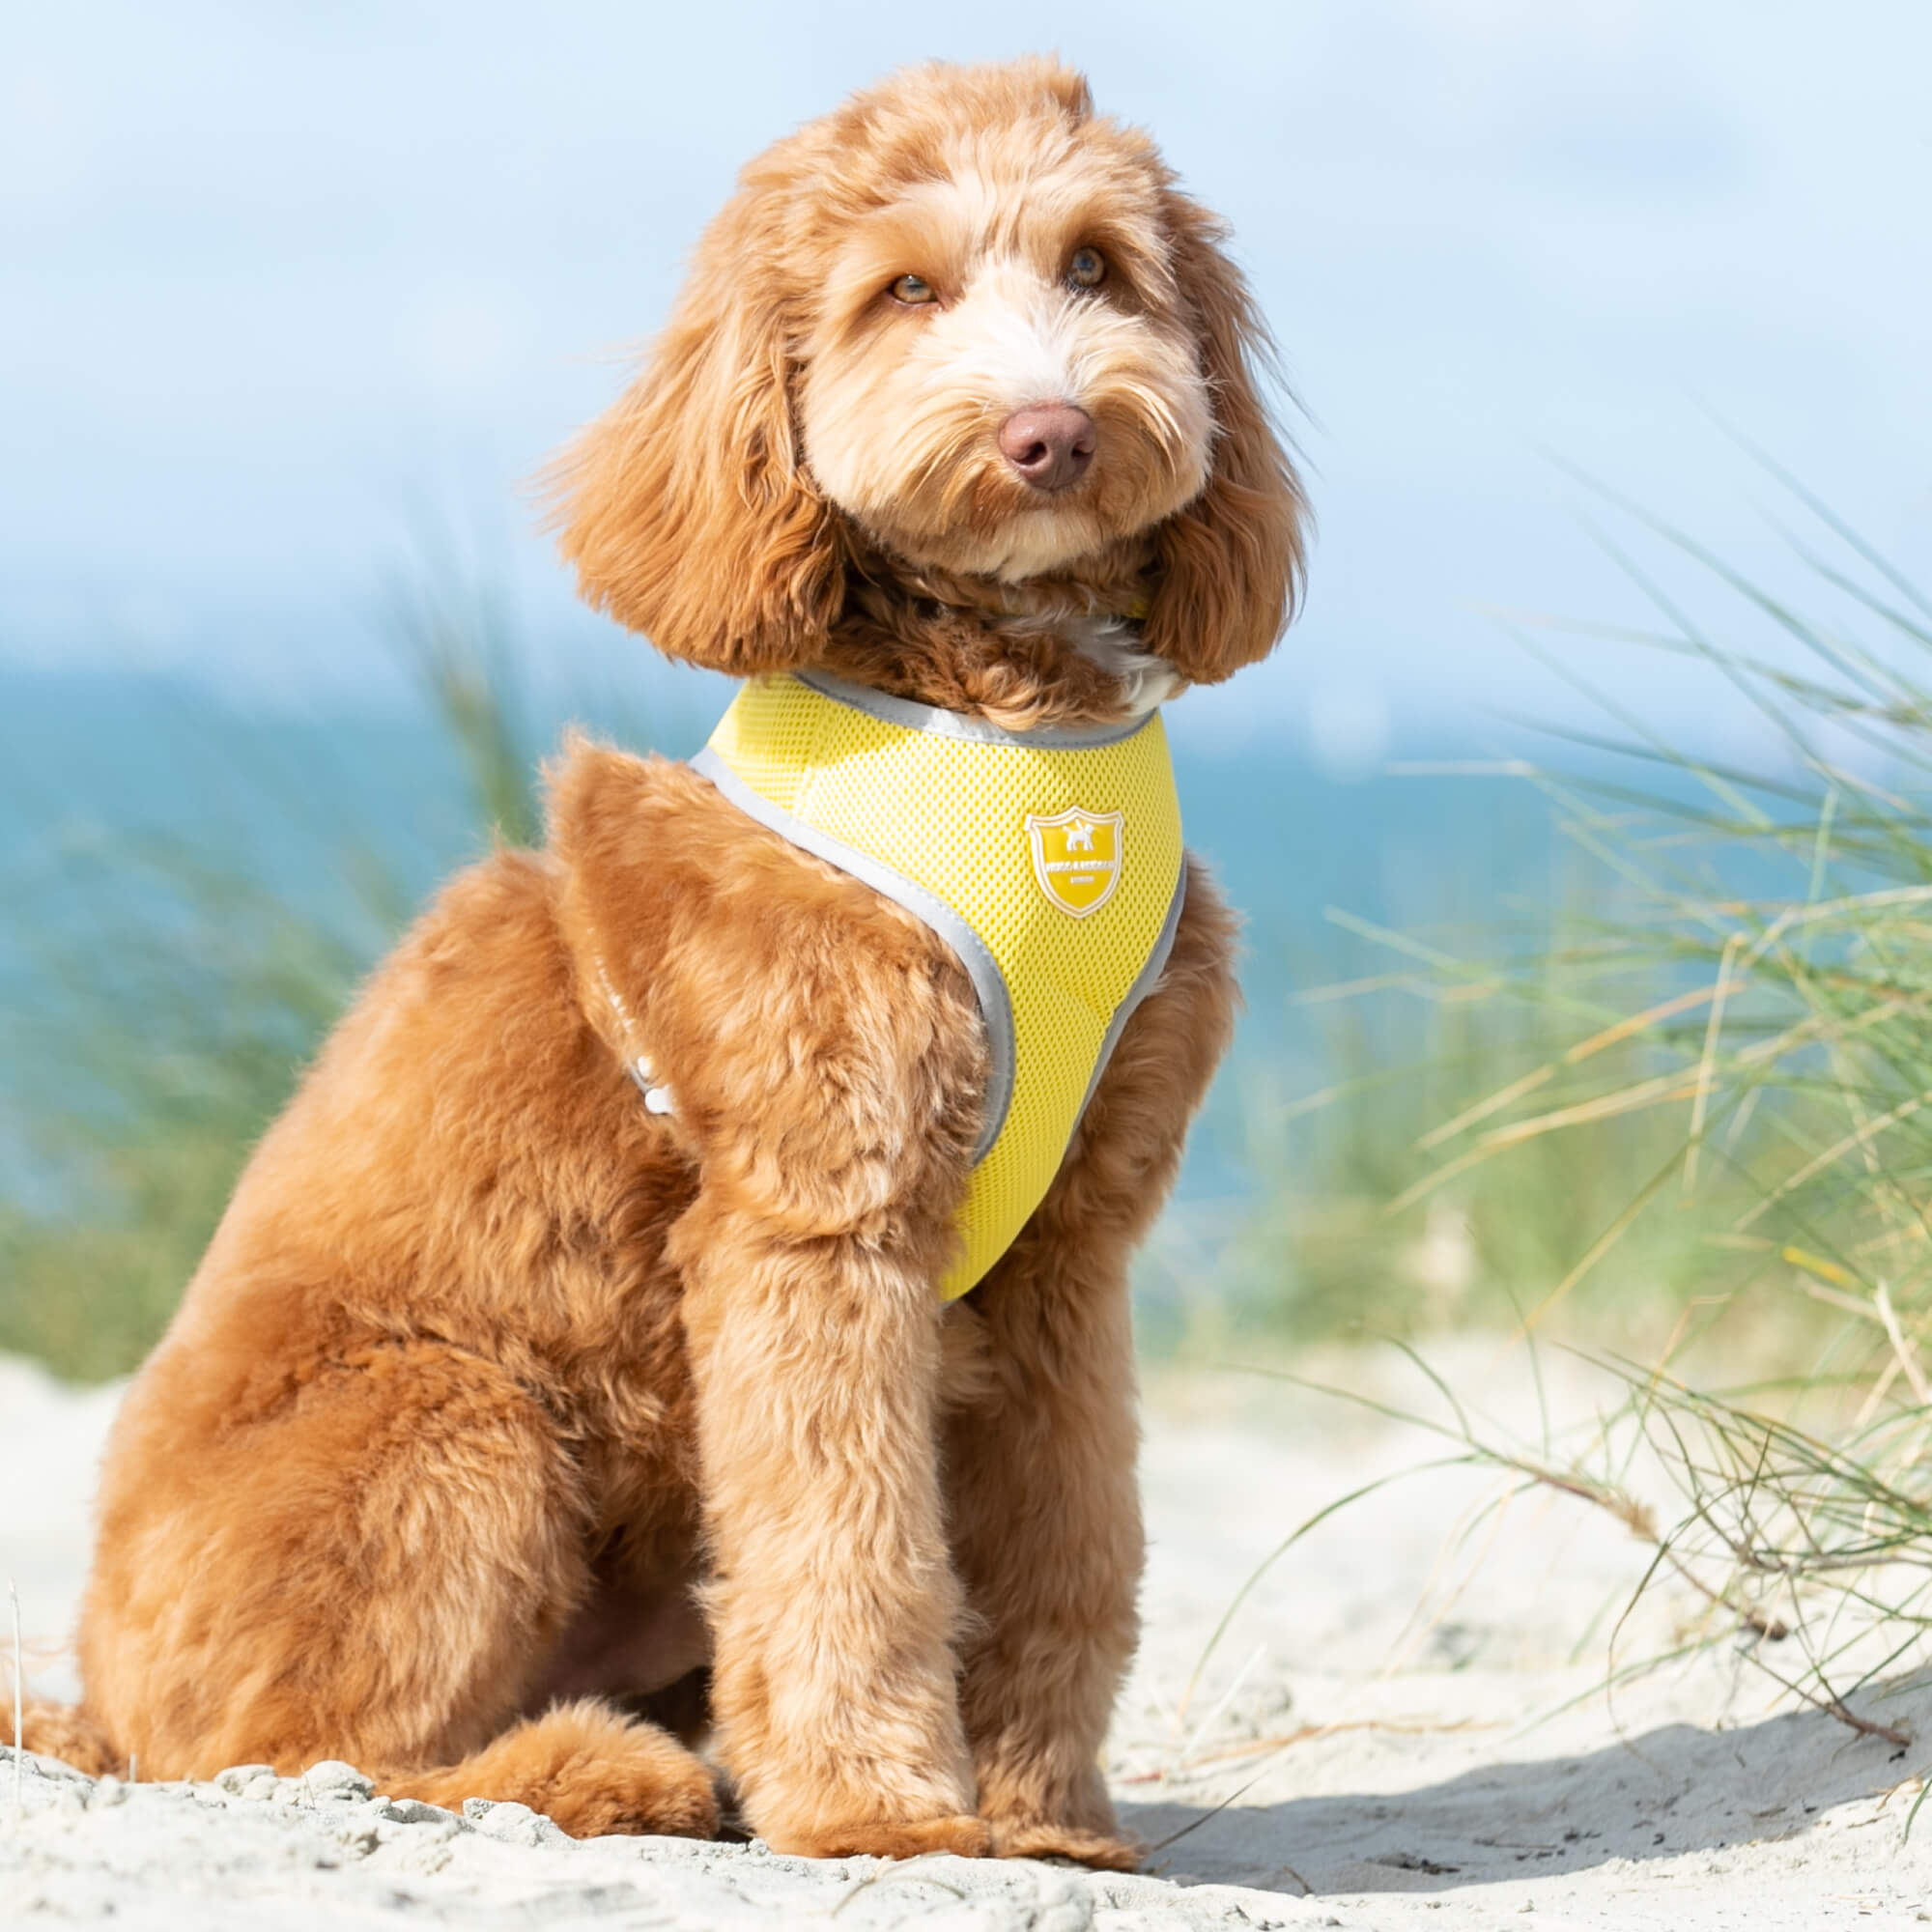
[
  {"x1": 890, "y1": 273, "x2": 937, "y2": 306},
  {"x1": 1067, "y1": 246, "x2": 1107, "y2": 289}
]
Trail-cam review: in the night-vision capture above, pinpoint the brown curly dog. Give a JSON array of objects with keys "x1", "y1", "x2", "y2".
[{"x1": 23, "y1": 55, "x2": 1305, "y2": 1866}]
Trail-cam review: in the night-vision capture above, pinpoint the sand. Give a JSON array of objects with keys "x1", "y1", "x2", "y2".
[{"x1": 5, "y1": 1344, "x2": 1930, "y2": 1929}]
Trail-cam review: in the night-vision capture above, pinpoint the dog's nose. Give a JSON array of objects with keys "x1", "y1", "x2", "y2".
[{"x1": 997, "y1": 404, "x2": 1096, "y2": 492}]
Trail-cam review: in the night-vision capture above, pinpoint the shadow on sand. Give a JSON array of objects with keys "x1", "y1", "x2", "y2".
[{"x1": 1118, "y1": 1680, "x2": 1932, "y2": 1897}]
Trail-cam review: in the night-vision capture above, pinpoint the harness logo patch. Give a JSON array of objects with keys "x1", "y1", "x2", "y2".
[{"x1": 1026, "y1": 809, "x2": 1124, "y2": 918}]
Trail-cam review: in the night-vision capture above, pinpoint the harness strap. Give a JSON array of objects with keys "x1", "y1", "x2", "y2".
[{"x1": 679, "y1": 670, "x2": 1186, "y2": 1297}]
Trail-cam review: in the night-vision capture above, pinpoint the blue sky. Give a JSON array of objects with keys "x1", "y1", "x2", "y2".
[{"x1": 5, "y1": 1, "x2": 1930, "y2": 763}]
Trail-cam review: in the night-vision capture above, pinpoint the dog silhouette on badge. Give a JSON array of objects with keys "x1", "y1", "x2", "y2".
[{"x1": 1026, "y1": 808, "x2": 1124, "y2": 918}]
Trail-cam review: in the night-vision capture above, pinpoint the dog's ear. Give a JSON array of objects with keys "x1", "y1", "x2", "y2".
[
  {"x1": 545, "y1": 186, "x2": 844, "y2": 674},
  {"x1": 1141, "y1": 194, "x2": 1309, "y2": 686}
]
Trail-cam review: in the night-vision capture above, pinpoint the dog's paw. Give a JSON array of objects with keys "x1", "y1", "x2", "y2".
[
  {"x1": 542, "y1": 1739, "x2": 722, "y2": 1841},
  {"x1": 391, "y1": 1701, "x2": 721, "y2": 1842},
  {"x1": 774, "y1": 1811, "x2": 993, "y2": 1861},
  {"x1": 986, "y1": 1818, "x2": 1143, "y2": 1870}
]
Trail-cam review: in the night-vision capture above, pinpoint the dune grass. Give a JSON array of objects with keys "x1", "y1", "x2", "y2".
[
  {"x1": 1189, "y1": 946, "x2": 1765, "y2": 1350},
  {"x1": 1238, "y1": 455, "x2": 1932, "y2": 1753},
  {"x1": 0, "y1": 855, "x2": 368, "y2": 1379},
  {"x1": 0, "y1": 580, "x2": 556, "y2": 1380}
]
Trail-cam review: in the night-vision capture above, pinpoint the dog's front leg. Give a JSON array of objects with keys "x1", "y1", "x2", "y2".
[
  {"x1": 944, "y1": 862, "x2": 1239, "y2": 1870},
  {"x1": 673, "y1": 1189, "x2": 985, "y2": 1859},
  {"x1": 944, "y1": 1242, "x2": 1144, "y2": 1869},
  {"x1": 659, "y1": 923, "x2": 990, "y2": 1860}
]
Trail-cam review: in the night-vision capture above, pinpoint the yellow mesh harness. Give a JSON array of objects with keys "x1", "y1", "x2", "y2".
[{"x1": 690, "y1": 671, "x2": 1184, "y2": 1299}]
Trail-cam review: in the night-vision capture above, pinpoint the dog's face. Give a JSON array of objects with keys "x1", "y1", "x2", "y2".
[
  {"x1": 553, "y1": 59, "x2": 1305, "y2": 693},
  {"x1": 792, "y1": 111, "x2": 1215, "y2": 582}
]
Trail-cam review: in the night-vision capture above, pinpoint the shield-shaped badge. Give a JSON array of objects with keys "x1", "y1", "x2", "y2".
[{"x1": 1026, "y1": 808, "x2": 1125, "y2": 918}]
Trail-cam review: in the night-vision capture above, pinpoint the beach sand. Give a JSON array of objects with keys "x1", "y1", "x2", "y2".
[{"x1": 6, "y1": 1345, "x2": 1929, "y2": 1929}]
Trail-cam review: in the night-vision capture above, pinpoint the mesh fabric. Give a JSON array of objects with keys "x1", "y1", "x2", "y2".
[{"x1": 703, "y1": 673, "x2": 1184, "y2": 1297}]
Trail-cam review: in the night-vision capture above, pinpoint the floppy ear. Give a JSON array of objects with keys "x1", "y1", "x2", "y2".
[
  {"x1": 1141, "y1": 194, "x2": 1309, "y2": 685},
  {"x1": 545, "y1": 185, "x2": 845, "y2": 673}
]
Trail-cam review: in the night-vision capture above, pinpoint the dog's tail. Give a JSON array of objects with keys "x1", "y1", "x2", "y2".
[{"x1": 13, "y1": 1698, "x2": 123, "y2": 1778}]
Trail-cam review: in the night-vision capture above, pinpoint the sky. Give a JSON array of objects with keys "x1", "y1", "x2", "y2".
[{"x1": 5, "y1": 0, "x2": 1930, "y2": 765}]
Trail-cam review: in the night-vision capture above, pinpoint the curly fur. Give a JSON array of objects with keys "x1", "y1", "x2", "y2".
[{"x1": 23, "y1": 55, "x2": 1306, "y2": 1866}]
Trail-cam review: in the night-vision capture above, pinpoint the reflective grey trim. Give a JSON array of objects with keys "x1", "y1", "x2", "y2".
[
  {"x1": 1073, "y1": 861, "x2": 1188, "y2": 1132},
  {"x1": 689, "y1": 748, "x2": 1016, "y2": 1163},
  {"x1": 796, "y1": 669, "x2": 1158, "y2": 750}
]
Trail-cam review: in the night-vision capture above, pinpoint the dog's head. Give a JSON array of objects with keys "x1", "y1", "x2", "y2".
[{"x1": 551, "y1": 57, "x2": 1306, "y2": 693}]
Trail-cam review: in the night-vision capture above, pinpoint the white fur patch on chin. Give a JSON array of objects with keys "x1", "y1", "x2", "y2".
[
  {"x1": 984, "y1": 518, "x2": 1108, "y2": 582},
  {"x1": 1069, "y1": 620, "x2": 1180, "y2": 718}
]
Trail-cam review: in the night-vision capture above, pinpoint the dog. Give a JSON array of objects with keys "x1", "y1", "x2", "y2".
[{"x1": 22, "y1": 55, "x2": 1304, "y2": 1865}]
